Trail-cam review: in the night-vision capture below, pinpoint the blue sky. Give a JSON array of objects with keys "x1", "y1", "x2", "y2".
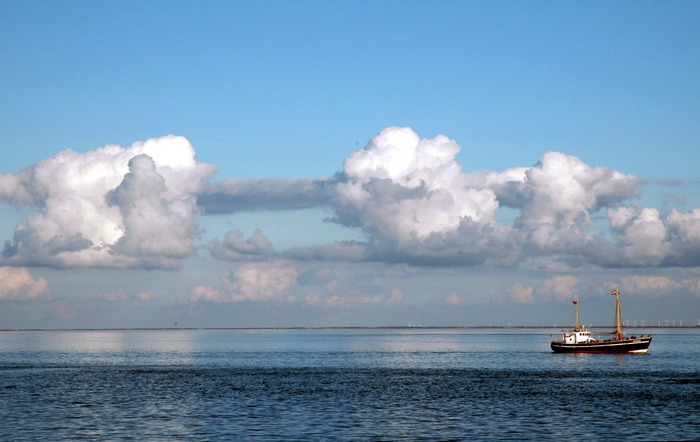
[{"x1": 1, "y1": 0, "x2": 699, "y2": 329}]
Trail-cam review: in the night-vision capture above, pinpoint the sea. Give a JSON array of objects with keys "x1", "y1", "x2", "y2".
[{"x1": 1, "y1": 328, "x2": 698, "y2": 441}]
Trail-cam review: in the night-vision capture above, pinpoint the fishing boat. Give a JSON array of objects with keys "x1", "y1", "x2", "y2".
[{"x1": 550, "y1": 289, "x2": 652, "y2": 353}]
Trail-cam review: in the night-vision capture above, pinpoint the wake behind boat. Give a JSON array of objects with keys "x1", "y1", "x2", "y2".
[{"x1": 551, "y1": 289, "x2": 652, "y2": 354}]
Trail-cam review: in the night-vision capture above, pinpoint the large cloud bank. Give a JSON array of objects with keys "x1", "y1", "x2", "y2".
[
  {"x1": 3, "y1": 127, "x2": 700, "y2": 271},
  {"x1": 203, "y1": 126, "x2": 700, "y2": 268}
]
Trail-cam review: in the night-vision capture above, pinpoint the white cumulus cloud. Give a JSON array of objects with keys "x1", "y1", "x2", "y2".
[
  {"x1": 336, "y1": 127, "x2": 500, "y2": 241},
  {"x1": 1, "y1": 136, "x2": 216, "y2": 269},
  {"x1": 332, "y1": 127, "x2": 509, "y2": 266},
  {"x1": 472, "y1": 151, "x2": 641, "y2": 253},
  {"x1": 607, "y1": 207, "x2": 672, "y2": 267}
]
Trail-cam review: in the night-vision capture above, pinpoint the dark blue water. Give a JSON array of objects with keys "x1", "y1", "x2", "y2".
[{"x1": 1, "y1": 328, "x2": 698, "y2": 441}]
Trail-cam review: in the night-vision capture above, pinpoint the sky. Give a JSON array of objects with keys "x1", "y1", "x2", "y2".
[{"x1": 1, "y1": 0, "x2": 699, "y2": 329}]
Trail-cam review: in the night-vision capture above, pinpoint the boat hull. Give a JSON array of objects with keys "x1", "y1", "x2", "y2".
[{"x1": 551, "y1": 336, "x2": 652, "y2": 354}]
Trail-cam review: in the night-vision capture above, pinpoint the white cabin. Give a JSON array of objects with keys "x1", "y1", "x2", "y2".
[{"x1": 561, "y1": 329, "x2": 594, "y2": 344}]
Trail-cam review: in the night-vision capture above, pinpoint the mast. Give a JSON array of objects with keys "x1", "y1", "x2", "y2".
[
  {"x1": 572, "y1": 300, "x2": 579, "y2": 331},
  {"x1": 612, "y1": 289, "x2": 622, "y2": 338}
]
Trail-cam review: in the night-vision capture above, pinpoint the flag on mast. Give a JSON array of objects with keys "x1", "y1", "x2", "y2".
[{"x1": 611, "y1": 289, "x2": 620, "y2": 296}]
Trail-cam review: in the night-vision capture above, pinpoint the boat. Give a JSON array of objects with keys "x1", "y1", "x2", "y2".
[{"x1": 550, "y1": 289, "x2": 652, "y2": 353}]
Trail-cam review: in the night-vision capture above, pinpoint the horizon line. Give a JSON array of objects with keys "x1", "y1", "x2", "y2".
[{"x1": 2, "y1": 325, "x2": 697, "y2": 332}]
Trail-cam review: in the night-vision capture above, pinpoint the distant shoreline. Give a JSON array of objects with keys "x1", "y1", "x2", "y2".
[{"x1": 2, "y1": 325, "x2": 698, "y2": 332}]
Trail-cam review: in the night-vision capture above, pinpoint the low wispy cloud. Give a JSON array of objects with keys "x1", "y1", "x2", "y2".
[
  {"x1": 508, "y1": 283, "x2": 535, "y2": 304},
  {"x1": 285, "y1": 241, "x2": 367, "y2": 262},
  {"x1": 198, "y1": 178, "x2": 333, "y2": 213},
  {"x1": 101, "y1": 290, "x2": 156, "y2": 302},
  {"x1": 191, "y1": 260, "x2": 298, "y2": 303},
  {"x1": 0, "y1": 266, "x2": 49, "y2": 300},
  {"x1": 504, "y1": 275, "x2": 581, "y2": 305},
  {"x1": 504, "y1": 272, "x2": 700, "y2": 305},
  {"x1": 208, "y1": 229, "x2": 274, "y2": 261}
]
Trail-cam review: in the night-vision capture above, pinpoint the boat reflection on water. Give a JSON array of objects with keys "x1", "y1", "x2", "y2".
[{"x1": 551, "y1": 290, "x2": 652, "y2": 354}]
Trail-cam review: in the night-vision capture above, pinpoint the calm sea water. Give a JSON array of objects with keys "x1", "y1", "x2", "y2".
[{"x1": 1, "y1": 328, "x2": 698, "y2": 441}]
